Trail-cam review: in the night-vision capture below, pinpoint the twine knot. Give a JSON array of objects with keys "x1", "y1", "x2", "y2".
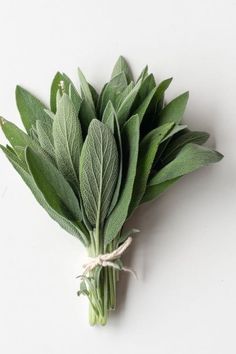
[{"x1": 81, "y1": 237, "x2": 137, "y2": 278}]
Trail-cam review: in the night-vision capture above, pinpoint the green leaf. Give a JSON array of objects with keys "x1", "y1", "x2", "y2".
[
  {"x1": 133, "y1": 87, "x2": 157, "y2": 123},
  {"x1": 158, "y1": 91, "x2": 189, "y2": 125},
  {"x1": 162, "y1": 131, "x2": 210, "y2": 164},
  {"x1": 142, "y1": 177, "x2": 181, "y2": 203},
  {"x1": 26, "y1": 147, "x2": 82, "y2": 221},
  {"x1": 16, "y1": 85, "x2": 52, "y2": 133},
  {"x1": 102, "y1": 101, "x2": 114, "y2": 124},
  {"x1": 134, "y1": 74, "x2": 156, "y2": 107},
  {"x1": 111, "y1": 56, "x2": 133, "y2": 83},
  {"x1": 150, "y1": 143, "x2": 223, "y2": 185},
  {"x1": 36, "y1": 120, "x2": 54, "y2": 158},
  {"x1": 80, "y1": 119, "x2": 119, "y2": 227},
  {"x1": 79, "y1": 99, "x2": 96, "y2": 136},
  {"x1": 50, "y1": 72, "x2": 82, "y2": 113},
  {"x1": 117, "y1": 80, "x2": 141, "y2": 125},
  {"x1": 53, "y1": 94, "x2": 83, "y2": 187},
  {"x1": 78, "y1": 67, "x2": 96, "y2": 113},
  {"x1": 155, "y1": 78, "x2": 173, "y2": 102},
  {"x1": 0, "y1": 145, "x2": 88, "y2": 244},
  {"x1": 116, "y1": 81, "x2": 135, "y2": 108},
  {"x1": 129, "y1": 122, "x2": 174, "y2": 213},
  {"x1": 137, "y1": 65, "x2": 149, "y2": 82},
  {"x1": 106, "y1": 109, "x2": 123, "y2": 214},
  {"x1": 0, "y1": 117, "x2": 43, "y2": 155},
  {"x1": 104, "y1": 114, "x2": 140, "y2": 245},
  {"x1": 161, "y1": 124, "x2": 188, "y2": 142},
  {"x1": 118, "y1": 228, "x2": 140, "y2": 244},
  {"x1": 68, "y1": 83, "x2": 82, "y2": 114},
  {"x1": 99, "y1": 73, "x2": 128, "y2": 114}
]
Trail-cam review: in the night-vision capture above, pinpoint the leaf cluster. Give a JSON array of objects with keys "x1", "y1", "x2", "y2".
[{"x1": 0, "y1": 57, "x2": 223, "y2": 247}]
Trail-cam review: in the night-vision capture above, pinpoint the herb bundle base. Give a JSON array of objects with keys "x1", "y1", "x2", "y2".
[{"x1": 0, "y1": 57, "x2": 223, "y2": 325}]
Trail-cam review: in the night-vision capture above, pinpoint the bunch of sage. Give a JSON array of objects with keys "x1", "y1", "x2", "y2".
[{"x1": 0, "y1": 57, "x2": 223, "y2": 325}]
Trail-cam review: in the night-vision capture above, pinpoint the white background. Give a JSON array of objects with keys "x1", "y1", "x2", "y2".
[{"x1": 0, "y1": 0, "x2": 235, "y2": 353}]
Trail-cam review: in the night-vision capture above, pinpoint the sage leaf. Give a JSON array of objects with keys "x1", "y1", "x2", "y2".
[
  {"x1": 117, "y1": 80, "x2": 141, "y2": 125},
  {"x1": 16, "y1": 86, "x2": 52, "y2": 133},
  {"x1": 162, "y1": 130, "x2": 210, "y2": 164},
  {"x1": 26, "y1": 147, "x2": 81, "y2": 221},
  {"x1": 0, "y1": 145, "x2": 88, "y2": 244},
  {"x1": 53, "y1": 94, "x2": 83, "y2": 187},
  {"x1": 99, "y1": 72, "x2": 128, "y2": 114},
  {"x1": 78, "y1": 67, "x2": 96, "y2": 113},
  {"x1": 129, "y1": 122, "x2": 174, "y2": 213},
  {"x1": 150, "y1": 143, "x2": 223, "y2": 185},
  {"x1": 80, "y1": 119, "x2": 119, "y2": 227},
  {"x1": 158, "y1": 91, "x2": 189, "y2": 125},
  {"x1": 111, "y1": 56, "x2": 133, "y2": 83},
  {"x1": 36, "y1": 120, "x2": 54, "y2": 158},
  {"x1": 142, "y1": 177, "x2": 181, "y2": 203},
  {"x1": 104, "y1": 114, "x2": 140, "y2": 245},
  {"x1": 0, "y1": 117, "x2": 43, "y2": 156}
]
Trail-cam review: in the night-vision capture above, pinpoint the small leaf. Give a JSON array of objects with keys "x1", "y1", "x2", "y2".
[
  {"x1": 53, "y1": 94, "x2": 83, "y2": 187},
  {"x1": 0, "y1": 117, "x2": 43, "y2": 155},
  {"x1": 99, "y1": 73, "x2": 128, "y2": 114},
  {"x1": 129, "y1": 122, "x2": 174, "y2": 213},
  {"x1": 161, "y1": 124, "x2": 188, "y2": 142},
  {"x1": 16, "y1": 85, "x2": 52, "y2": 133},
  {"x1": 80, "y1": 119, "x2": 119, "y2": 227},
  {"x1": 133, "y1": 87, "x2": 157, "y2": 123},
  {"x1": 79, "y1": 99, "x2": 96, "y2": 136},
  {"x1": 119, "y1": 228, "x2": 140, "y2": 244},
  {"x1": 117, "y1": 80, "x2": 141, "y2": 125},
  {"x1": 78, "y1": 67, "x2": 96, "y2": 113},
  {"x1": 111, "y1": 56, "x2": 133, "y2": 83},
  {"x1": 137, "y1": 65, "x2": 149, "y2": 82},
  {"x1": 133, "y1": 74, "x2": 156, "y2": 109},
  {"x1": 142, "y1": 177, "x2": 181, "y2": 203},
  {"x1": 150, "y1": 143, "x2": 223, "y2": 185},
  {"x1": 104, "y1": 114, "x2": 140, "y2": 245},
  {"x1": 36, "y1": 120, "x2": 54, "y2": 158},
  {"x1": 158, "y1": 91, "x2": 189, "y2": 125}
]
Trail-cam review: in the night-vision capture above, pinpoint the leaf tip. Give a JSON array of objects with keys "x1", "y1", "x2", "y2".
[{"x1": 0, "y1": 116, "x2": 6, "y2": 127}]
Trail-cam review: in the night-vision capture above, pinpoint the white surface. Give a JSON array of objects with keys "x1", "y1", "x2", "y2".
[{"x1": 0, "y1": 0, "x2": 235, "y2": 353}]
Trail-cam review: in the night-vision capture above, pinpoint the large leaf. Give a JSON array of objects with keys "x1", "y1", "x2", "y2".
[
  {"x1": 16, "y1": 85, "x2": 52, "y2": 133},
  {"x1": 79, "y1": 119, "x2": 119, "y2": 227},
  {"x1": 129, "y1": 122, "x2": 174, "y2": 214},
  {"x1": 0, "y1": 145, "x2": 89, "y2": 244},
  {"x1": 162, "y1": 131, "x2": 209, "y2": 164},
  {"x1": 104, "y1": 114, "x2": 140, "y2": 245},
  {"x1": 150, "y1": 143, "x2": 223, "y2": 185},
  {"x1": 158, "y1": 91, "x2": 189, "y2": 126},
  {"x1": 53, "y1": 94, "x2": 83, "y2": 187},
  {"x1": 26, "y1": 147, "x2": 81, "y2": 221},
  {"x1": 111, "y1": 56, "x2": 133, "y2": 83}
]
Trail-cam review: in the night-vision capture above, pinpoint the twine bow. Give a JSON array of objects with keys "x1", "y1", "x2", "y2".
[{"x1": 81, "y1": 237, "x2": 137, "y2": 278}]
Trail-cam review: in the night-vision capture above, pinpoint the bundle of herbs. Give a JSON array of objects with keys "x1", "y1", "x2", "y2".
[{"x1": 0, "y1": 57, "x2": 223, "y2": 325}]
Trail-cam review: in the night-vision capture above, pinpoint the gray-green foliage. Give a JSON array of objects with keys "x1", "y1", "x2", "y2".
[
  {"x1": 0, "y1": 56, "x2": 223, "y2": 246},
  {"x1": 0, "y1": 57, "x2": 223, "y2": 325}
]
